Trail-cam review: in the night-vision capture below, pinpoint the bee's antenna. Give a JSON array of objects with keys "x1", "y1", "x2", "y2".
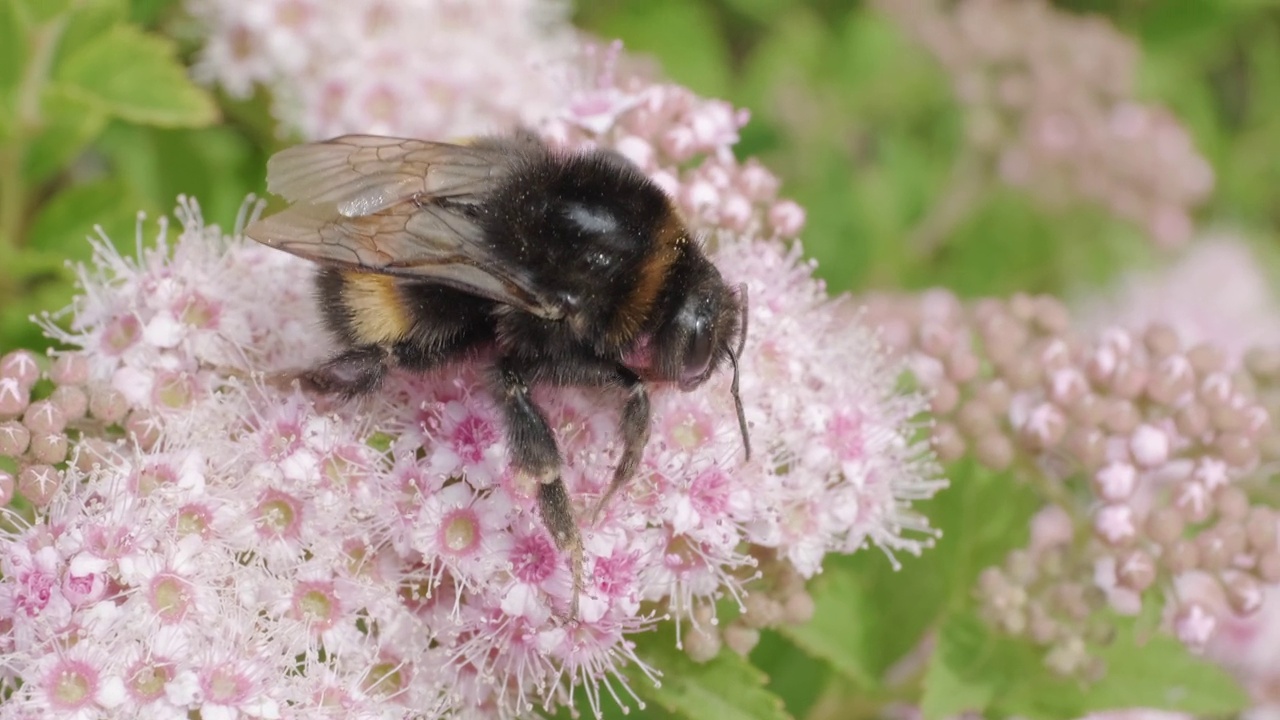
[
  {"x1": 736, "y1": 283, "x2": 749, "y2": 356},
  {"x1": 728, "y1": 348, "x2": 750, "y2": 462},
  {"x1": 730, "y1": 282, "x2": 750, "y2": 461}
]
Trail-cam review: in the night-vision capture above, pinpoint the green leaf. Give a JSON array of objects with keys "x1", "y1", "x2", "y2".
[
  {"x1": 627, "y1": 623, "x2": 791, "y2": 720},
  {"x1": 54, "y1": 0, "x2": 128, "y2": 71},
  {"x1": 784, "y1": 459, "x2": 1038, "y2": 685},
  {"x1": 13, "y1": 0, "x2": 72, "y2": 23},
  {"x1": 0, "y1": 0, "x2": 28, "y2": 106},
  {"x1": 1000, "y1": 624, "x2": 1250, "y2": 718},
  {"x1": 129, "y1": 0, "x2": 178, "y2": 26},
  {"x1": 0, "y1": 244, "x2": 73, "y2": 353},
  {"x1": 776, "y1": 559, "x2": 880, "y2": 688},
  {"x1": 750, "y1": 631, "x2": 832, "y2": 719},
  {"x1": 55, "y1": 23, "x2": 217, "y2": 127},
  {"x1": 585, "y1": 0, "x2": 732, "y2": 98},
  {"x1": 720, "y1": 0, "x2": 792, "y2": 24},
  {"x1": 922, "y1": 610, "x2": 1250, "y2": 720},
  {"x1": 96, "y1": 122, "x2": 266, "y2": 229},
  {"x1": 737, "y1": 8, "x2": 826, "y2": 109},
  {"x1": 22, "y1": 83, "x2": 108, "y2": 185},
  {"x1": 919, "y1": 612, "x2": 1008, "y2": 720},
  {"x1": 27, "y1": 178, "x2": 144, "y2": 260},
  {"x1": 1137, "y1": 0, "x2": 1237, "y2": 48}
]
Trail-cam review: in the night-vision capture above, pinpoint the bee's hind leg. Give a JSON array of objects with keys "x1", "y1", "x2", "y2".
[
  {"x1": 493, "y1": 357, "x2": 584, "y2": 620},
  {"x1": 302, "y1": 344, "x2": 390, "y2": 398},
  {"x1": 537, "y1": 477, "x2": 584, "y2": 621}
]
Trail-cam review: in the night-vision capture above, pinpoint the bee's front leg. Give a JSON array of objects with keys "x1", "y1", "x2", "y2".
[
  {"x1": 590, "y1": 368, "x2": 649, "y2": 524},
  {"x1": 526, "y1": 360, "x2": 652, "y2": 524},
  {"x1": 493, "y1": 358, "x2": 583, "y2": 620}
]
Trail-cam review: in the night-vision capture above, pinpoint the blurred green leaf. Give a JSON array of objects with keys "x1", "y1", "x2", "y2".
[
  {"x1": 0, "y1": 283, "x2": 70, "y2": 351},
  {"x1": 784, "y1": 459, "x2": 1038, "y2": 685},
  {"x1": 720, "y1": 0, "x2": 791, "y2": 24},
  {"x1": 737, "y1": 8, "x2": 825, "y2": 112},
  {"x1": 628, "y1": 623, "x2": 791, "y2": 720},
  {"x1": 750, "y1": 631, "x2": 831, "y2": 719},
  {"x1": 54, "y1": 0, "x2": 128, "y2": 71},
  {"x1": 27, "y1": 178, "x2": 141, "y2": 261},
  {"x1": 582, "y1": 0, "x2": 732, "y2": 97},
  {"x1": 55, "y1": 23, "x2": 217, "y2": 127},
  {"x1": 1137, "y1": 0, "x2": 1238, "y2": 48},
  {"x1": 0, "y1": 244, "x2": 71, "y2": 351},
  {"x1": 776, "y1": 559, "x2": 880, "y2": 688},
  {"x1": 0, "y1": 1, "x2": 27, "y2": 108},
  {"x1": 129, "y1": 0, "x2": 178, "y2": 26},
  {"x1": 22, "y1": 84, "x2": 108, "y2": 185},
  {"x1": 98, "y1": 122, "x2": 265, "y2": 229},
  {"x1": 12, "y1": 0, "x2": 71, "y2": 23},
  {"x1": 1063, "y1": 625, "x2": 1249, "y2": 716},
  {"x1": 1135, "y1": 37, "x2": 1224, "y2": 163},
  {"x1": 919, "y1": 612, "x2": 999, "y2": 720},
  {"x1": 921, "y1": 610, "x2": 1250, "y2": 720}
]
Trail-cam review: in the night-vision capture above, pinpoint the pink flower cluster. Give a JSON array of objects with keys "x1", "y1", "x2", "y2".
[
  {"x1": 0, "y1": 72, "x2": 941, "y2": 720},
  {"x1": 879, "y1": 0, "x2": 1213, "y2": 249},
  {"x1": 866, "y1": 287, "x2": 1280, "y2": 686},
  {"x1": 188, "y1": 0, "x2": 576, "y2": 140}
]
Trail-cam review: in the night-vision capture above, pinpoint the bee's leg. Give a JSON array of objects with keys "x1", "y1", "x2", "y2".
[
  {"x1": 590, "y1": 368, "x2": 649, "y2": 524},
  {"x1": 528, "y1": 360, "x2": 652, "y2": 524},
  {"x1": 493, "y1": 358, "x2": 583, "y2": 620},
  {"x1": 302, "y1": 344, "x2": 389, "y2": 398},
  {"x1": 306, "y1": 319, "x2": 489, "y2": 399}
]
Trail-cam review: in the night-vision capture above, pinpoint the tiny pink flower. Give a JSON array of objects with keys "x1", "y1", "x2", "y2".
[
  {"x1": 1094, "y1": 462, "x2": 1137, "y2": 502},
  {"x1": 1174, "y1": 602, "x2": 1217, "y2": 651},
  {"x1": 61, "y1": 554, "x2": 109, "y2": 607},
  {"x1": 427, "y1": 398, "x2": 506, "y2": 486},
  {"x1": 1174, "y1": 480, "x2": 1213, "y2": 523},
  {"x1": 38, "y1": 656, "x2": 117, "y2": 719},
  {"x1": 1193, "y1": 456, "x2": 1231, "y2": 491},
  {"x1": 1129, "y1": 424, "x2": 1170, "y2": 467},
  {"x1": 4, "y1": 544, "x2": 68, "y2": 621},
  {"x1": 1094, "y1": 504, "x2": 1137, "y2": 545}
]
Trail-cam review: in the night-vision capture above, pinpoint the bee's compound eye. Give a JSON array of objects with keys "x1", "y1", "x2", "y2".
[{"x1": 680, "y1": 313, "x2": 714, "y2": 389}]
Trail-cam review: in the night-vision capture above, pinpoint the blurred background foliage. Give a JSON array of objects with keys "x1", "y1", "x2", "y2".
[{"x1": 575, "y1": 0, "x2": 1280, "y2": 297}]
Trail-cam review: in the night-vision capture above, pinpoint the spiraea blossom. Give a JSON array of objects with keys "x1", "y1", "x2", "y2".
[
  {"x1": 864, "y1": 289, "x2": 1280, "y2": 686},
  {"x1": 188, "y1": 0, "x2": 576, "y2": 140},
  {"x1": 0, "y1": 57, "x2": 942, "y2": 720},
  {"x1": 1076, "y1": 232, "x2": 1280, "y2": 365},
  {"x1": 877, "y1": 0, "x2": 1213, "y2": 250}
]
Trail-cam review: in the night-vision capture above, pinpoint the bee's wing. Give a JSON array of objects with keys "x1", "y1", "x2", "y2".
[
  {"x1": 264, "y1": 135, "x2": 503, "y2": 217},
  {"x1": 244, "y1": 135, "x2": 565, "y2": 319}
]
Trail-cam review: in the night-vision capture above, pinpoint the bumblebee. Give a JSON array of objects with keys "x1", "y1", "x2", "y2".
[{"x1": 244, "y1": 130, "x2": 749, "y2": 617}]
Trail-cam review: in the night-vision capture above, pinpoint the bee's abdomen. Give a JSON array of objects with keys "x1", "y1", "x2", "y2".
[{"x1": 317, "y1": 268, "x2": 414, "y2": 347}]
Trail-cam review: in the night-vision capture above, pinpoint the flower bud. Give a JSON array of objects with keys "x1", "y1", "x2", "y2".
[
  {"x1": 18, "y1": 464, "x2": 60, "y2": 506},
  {"x1": 724, "y1": 623, "x2": 760, "y2": 657},
  {"x1": 1115, "y1": 549, "x2": 1156, "y2": 591}
]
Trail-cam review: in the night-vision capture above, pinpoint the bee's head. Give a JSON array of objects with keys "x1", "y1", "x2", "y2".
[{"x1": 651, "y1": 254, "x2": 751, "y2": 460}]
